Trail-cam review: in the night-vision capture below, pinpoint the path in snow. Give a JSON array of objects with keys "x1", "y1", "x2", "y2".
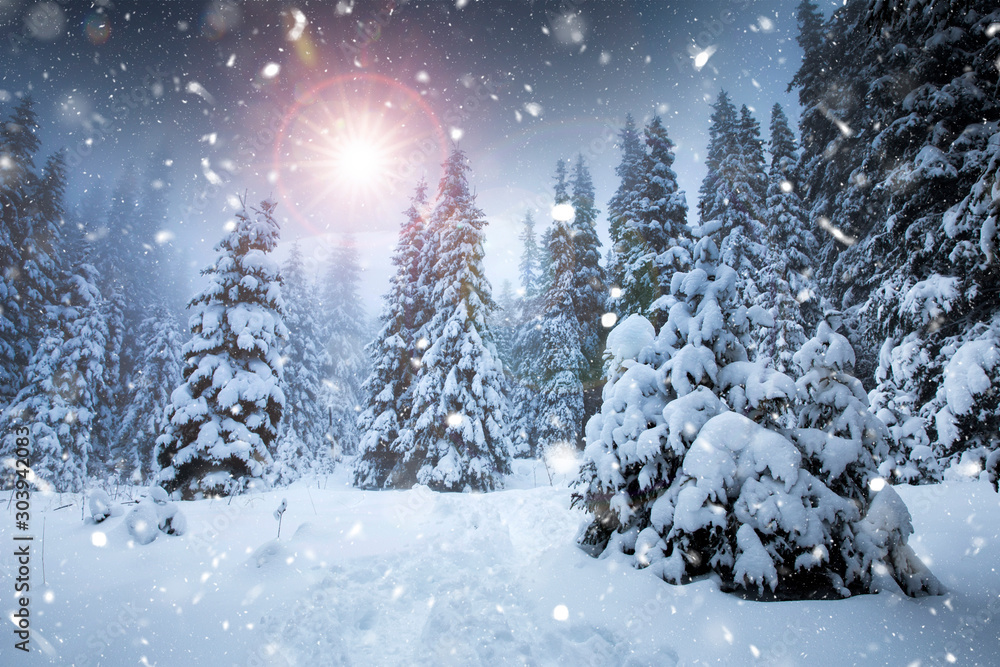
[{"x1": 2, "y1": 460, "x2": 999, "y2": 665}]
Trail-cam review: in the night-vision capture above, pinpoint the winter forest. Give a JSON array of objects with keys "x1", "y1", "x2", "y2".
[{"x1": 1, "y1": 0, "x2": 999, "y2": 664}]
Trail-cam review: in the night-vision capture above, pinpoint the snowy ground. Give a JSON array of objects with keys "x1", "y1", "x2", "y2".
[{"x1": 3, "y1": 460, "x2": 999, "y2": 666}]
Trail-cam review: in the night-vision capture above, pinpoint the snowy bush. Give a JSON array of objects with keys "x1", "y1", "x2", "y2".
[
  {"x1": 126, "y1": 502, "x2": 160, "y2": 545},
  {"x1": 125, "y1": 486, "x2": 186, "y2": 543},
  {"x1": 576, "y1": 241, "x2": 939, "y2": 599}
]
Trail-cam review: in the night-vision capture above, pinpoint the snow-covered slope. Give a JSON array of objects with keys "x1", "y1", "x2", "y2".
[{"x1": 3, "y1": 461, "x2": 998, "y2": 665}]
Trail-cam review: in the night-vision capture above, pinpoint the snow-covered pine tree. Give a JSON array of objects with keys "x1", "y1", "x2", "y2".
[
  {"x1": 697, "y1": 94, "x2": 768, "y2": 308},
  {"x1": 1, "y1": 262, "x2": 109, "y2": 492},
  {"x1": 790, "y1": 0, "x2": 1000, "y2": 478},
  {"x1": 22, "y1": 150, "x2": 68, "y2": 333},
  {"x1": 0, "y1": 99, "x2": 42, "y2": 404},
  {"x1": 517, "y1": 210, "x2": 542, "y2": 302},
  {"x1": 354, "y1": 182, "x2": 431, "y2": 488},
  {"x1": 491, "y1": 279, "x2": 517, "y2": 372},
  {"x1": 95, "y1": 286, "x2": 125, "y2": 478},
  {"x1": 509, "y1": 210, "x2": 546, "y2": 458},
  {"x1": 88, "y1": 173, "x2": 145, "y2": 475},
  {"x1": 756, "y1": 104, "x2": 817, "y2": 373},
  {"x1": 406, "y1": 149, "x2": 512, "y2": 491},
  {"x1": 569, "y1": 155, "x2": 606, "y2": 361},
  {"x1": 274, "y1": 242, "x2": 335, "y2": 484},
  {"x1": 113, "y1": 302, "x2": 184, "y2": 482},
  {"x1": 155, "y1": 198, "x2": 287, "y2": 499},
  {"x1": 618, "y1": 116, "x2": 692, "y2": 326},
  {"x1": 575, "y1": 238, "x2": 938, "y2": 598},
  {"x1": 792, "y1": 313, "x2": 940, "y2": 596},
  {"x1": 321, "y1": 235, "x2": 369, "y2": 458},
  {"x1": 0, "y1": 199, "x2": 22, "y2": 404},
  {"x1": 606, "y1": 113, "x2": 647, "y2": 317},
  {"x1": 536, "y1": 216, "x2": 588, "y2": 453}
]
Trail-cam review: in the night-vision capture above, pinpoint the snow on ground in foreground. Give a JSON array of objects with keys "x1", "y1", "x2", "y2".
[{"x1": 3, "y1": 460, "x2": 999, "y2": 666}]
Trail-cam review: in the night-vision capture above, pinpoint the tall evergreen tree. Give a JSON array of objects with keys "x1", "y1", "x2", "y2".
[
  {"x1": 536, "y1": 217, "x2": 588, "y2": 452},
  {"x1": 0, "y1": 199, "x2": 22, "y2": 404},
  {"x1": 354, "y1": 182, "x2": 431, "y2": 488},
  {"x1": 606, "y1": 113, "x2": 647, "y2": 313},
  {"x1": 699, "y1": 95, "x2": 769, "y2": 309},
  {"x1": 406, "y1": 149, "x2": 512, "y2": 490},
  {"x1": 553, "y1": 158, "x2": 570, "y2": 205},
  {"x1": 616, "y1": 116, "x2": 692, "y2": 325},
  {"x1": 274, "y1": 242, "x2": 335, "y2": 483},
  {"x1": 0, "y1": 99, "x2": 43, "y2": 404},
  {"x1": 569, "y1": 154, "x2": 608, "y2": 426},
  {"x1": 155, "y1": 198, "x2": 287, "y2": 499},
  {"x1": 698, "y1": 92, "x2": 739, "y2": 227},
  {"x1": 790, "y1": 0, "x2": 1000, "y2": 478},
  {"x1": 757, "y1": 104, "x2": 817, "y2": 372},
  {"x1": 322, "y1": 235, "x2": 369, "y2": 458},
  {"x1": 517, "y1": 210, "x2": 542, "y2": 302},
  {"x1": 1, "y1": 262, "x2": 109, "y2": 492},
  {"x1": 510, "y1": 210, "x2": 546, "y2": 458},
  {"x1": 113, "y1": 302, "x2": 184, "y2": 482}
]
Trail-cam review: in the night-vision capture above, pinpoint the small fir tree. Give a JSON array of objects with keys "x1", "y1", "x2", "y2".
[{"x1": 155, "y1": 198, "x2": 287, "y2": 499}]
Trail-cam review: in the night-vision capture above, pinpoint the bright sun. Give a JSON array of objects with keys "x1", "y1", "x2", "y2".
[
  {"x1": 334, "y1": 137, "x2": 389, "y2": 188},
  {"x1": 271, "y1": 74, "x2": 448, "y2": 231}
]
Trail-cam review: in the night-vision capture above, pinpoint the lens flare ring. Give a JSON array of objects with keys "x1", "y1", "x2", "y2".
[{"x1": 271, "y1": 73, "x2": 448, "y2": 236}]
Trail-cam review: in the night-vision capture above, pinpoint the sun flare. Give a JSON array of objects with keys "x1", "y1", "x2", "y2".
[
  {"x1": 271, "y1": 73, "x2": 448, "y2": 233},
  {"x1": 334, "y1": 137, "x2": 391, "y2": 189}
]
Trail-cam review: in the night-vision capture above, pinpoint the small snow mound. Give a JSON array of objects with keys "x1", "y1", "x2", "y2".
[
  {"x1": 249, "y1": 539, "x2": 285, "y2": 569},
  {"x1": 293, "y1": 521, "x2": 320, "y2": 541},
  {"x1": 89, "y1": 489, "x2": 113, "y2": 523},
  {"x1": 157, "y1": 501, "x2": 187, "y2": 536},
  {"x1": 126, "y1": 503, "x2": 159, "y2": 545},
  {"x1": 943, "y1": 449, "x2": 986, "y2": 482}
]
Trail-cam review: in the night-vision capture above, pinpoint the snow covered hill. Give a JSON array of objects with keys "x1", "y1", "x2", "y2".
[{"x1": 4, "y1": 461, "x2": 999, "y2": 666}]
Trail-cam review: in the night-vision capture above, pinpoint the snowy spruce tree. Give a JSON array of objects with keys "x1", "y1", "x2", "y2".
[
  {"x1": 509, "y1": 210, "x2": 546, "y2": 457},
  {"x1": 113, "y1": 302, "x2": 184, "y2": 482},
  {"x1": 354, "y1": 182, "x2": 432, "y2": 488},
  {"x1": 0, "y1": 101, "x2": 69, "y2": 406},
  {"x1": 321, "y1": 236, "x2": 369, "y2": 458},
  {"x1": 274, "y1": 242, "x2": 335, "y2": 483},
  {"x1": 790, "y1": 0, "x2": 1000, "y2": 478},
  {"x1": 405, "y1": 149, "x2": 512, "y2": 491},
  {"x1": 621, "y1": 116, "x2": 692, "y2": 326},
  {"x1": 536, "y1": 215, "x2": 588, "y2": 453},
  {"x1": 697, "y1": 94, "x2": 768, "y2": 308},
  {"x1": 1, "y1": 263, "x2": 109, "y2": 492},
  {"x1": 756, "y1": 103, "x2": 817, "y2": 373},
  {"x1": 575, "y1": 238, "x2": 939, "y2": 599},
  {"x1": 0, "y1": 99, "x2": 41, "y2": 404},
  {"x1": 155, "y1": 198, "x2": 287, "y2": 499},
  {"x1": 606, "y1": 113, "x2": 647, "y2": 319},
  {"x1": 568, "y1": 155, "x2": 607, "y2": 396}
]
